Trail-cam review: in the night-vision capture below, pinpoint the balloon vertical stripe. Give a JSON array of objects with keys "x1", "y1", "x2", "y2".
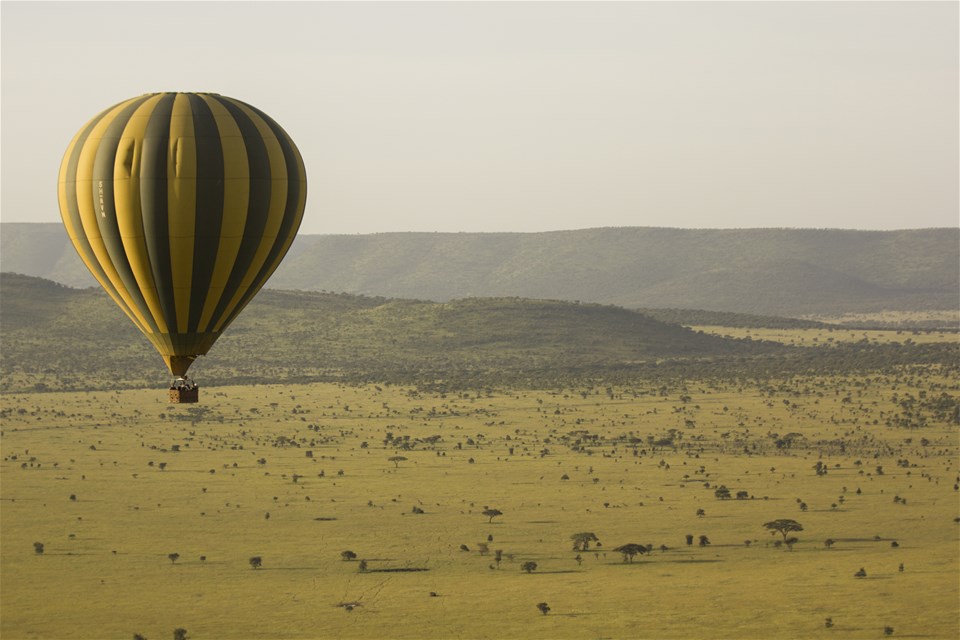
[
  {"x1": 217, "y1": 104, "x2": 307, "y2": 333},
  {"x1": 59, "y1": 109, "x2": 150, "y2": 335},
  {"x1": 74, "y1": 99, "x2": 158, "y2": 335},
  {"x1": 185, "y1": 94, "x2": 225, "y2": 336},
  {"x1": 205, "y1": 97, "x2": 275, "y2": 333},
  {"x1": 92, "y1": 98, "x2": 161, "y2": 336},
  {"x1": 58, "y1": 92, "x2": 307, "y2": 377},
  {"x1": 211, "y1": 99, "x2": 290, "y2": 332},
  {"x1": 139, "y1": 93, "x2": 177, "y2": 334},
  {"x1": 167, "y1": 94, "x2": 198, "y2": 334},
  {"x1": 117, "y1": 94, "x2": 171, "y2": 337},
  {"x1": 195, "y1": 95, "x2": 249, "y2": 333}
]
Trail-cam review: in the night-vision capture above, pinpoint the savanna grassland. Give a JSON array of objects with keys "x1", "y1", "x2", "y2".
[{"x1": 2, "y1": 370, "x2": 957, "y2": 640}]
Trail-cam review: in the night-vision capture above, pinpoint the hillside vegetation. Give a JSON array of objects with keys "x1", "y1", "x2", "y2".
[
  {"x1": 0, "y1": 274, "x2": 774, "y2": 392},
  {"x1": 4, "y1": 274, "x2": 957, "y2": 394},
  {"x1": 4, "y1": 224, "x2": 956, "y2": 316}
]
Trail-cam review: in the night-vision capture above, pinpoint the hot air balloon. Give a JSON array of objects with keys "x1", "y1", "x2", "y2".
[{"x1": 58, "y1": 92, "x2": 307, "y2": 402}]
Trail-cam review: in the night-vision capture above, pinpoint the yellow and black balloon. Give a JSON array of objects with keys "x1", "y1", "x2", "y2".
[{"x1": 58, "y1": 92, "x2": 306, "y2": 379}]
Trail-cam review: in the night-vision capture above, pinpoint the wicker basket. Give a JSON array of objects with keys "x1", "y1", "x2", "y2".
[{"x1": 169, "y1": 386, "x2": 199, "y2": 404}]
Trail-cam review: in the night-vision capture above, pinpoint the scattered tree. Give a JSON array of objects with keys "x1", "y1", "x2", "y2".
[
  {"x1": 521, "y1": 561, "x2": 538, "y2": 573},
  {"x1": 613, "y1": 543, "x2": 649, "y2": 563},
  {"x1": 570, "y1": 532, "x2": 600, "y2": 551},
  {"x1": 167, "y1": 553, "x2": 180, "y2": 565},
  {"x1": 33, "y1": 542, "x2": 44, "y2": 555},
  {"x1": 482, "y1": 508, "x2": 503, "y2": 524},
  {"x1": 341, "y1": 550, "x2": 357, "y2": 561},
  {"x1": 763, "y1": 519, "x2": 804, "y2": 542},
  {"x1": 537, "y1": 602, "x2": 550, "y2": 615},
  {"x1": 173, "y1": 630, "x2": 188, "y2": 640},
  {"x1": 714, "y1": 486, "x2": 731, "y2": 499},
  {"x1": 249, "y1": 556, "x2": 262, "y2": 570},
  {"x1": 685, "y1": 534, "x2": 694, "y2": 546}
]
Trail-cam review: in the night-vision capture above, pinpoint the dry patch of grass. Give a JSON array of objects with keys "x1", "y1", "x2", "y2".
[{"x1": 692, "y1": 325, "x2": 958, "y2": 346}]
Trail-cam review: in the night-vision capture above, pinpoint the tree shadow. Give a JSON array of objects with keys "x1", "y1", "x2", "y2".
[
  {"x1": 526, "y1": 520, "x2": 559, "y2": 524},
  {"x1": 532, "y1": 569, "x2": 581, "y2": 574}
]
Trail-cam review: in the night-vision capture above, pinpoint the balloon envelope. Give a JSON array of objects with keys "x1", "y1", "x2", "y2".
[{"x1": 58, "y1": 92, "x2": 307, "y2": 376}]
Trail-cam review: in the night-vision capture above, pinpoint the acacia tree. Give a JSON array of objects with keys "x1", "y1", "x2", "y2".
[
  {"x1": 613, "y1": 543, "x2": 649, "y2": 563},
  {"x1": 482, "y1": 508, "x2": 503, "y2": 524},
  {"x1": 763, "y1": 519, "x2": 804, "y2": 542},
  {"x1": 388, "y1": 456, "x2": 407, "y2": 469},
  {"x1": 570, "y1": 532, "x2": 600, "y2": 552},
  {"x1": 341, "y1": 550, "x2": 357, "y2": 561},
  {"x1": 521, "y1": 561, "x2": 537, "y2": 573},
  {"x1": 249, "y1": 556, "x2": 263, "y2": 569}
]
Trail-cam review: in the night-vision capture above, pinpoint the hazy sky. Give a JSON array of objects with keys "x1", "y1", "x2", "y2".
[{"x1": 2, "y1": 1, "x2": 957, "y2": 235}]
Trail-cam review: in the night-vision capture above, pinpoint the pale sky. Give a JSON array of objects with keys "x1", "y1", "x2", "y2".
[{"x1": 2, "y1": 0, "x2": 957, "y2": 234}]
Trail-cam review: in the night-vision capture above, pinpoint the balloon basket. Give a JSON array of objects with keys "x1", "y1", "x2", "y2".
[{"x1": 169, "y1": 385, "x2": 199, "y2": 404}]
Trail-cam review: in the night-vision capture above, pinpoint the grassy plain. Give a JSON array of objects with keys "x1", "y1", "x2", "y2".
[{"x1": 2, "y1": 372, "x2": 957, "y2": 640}]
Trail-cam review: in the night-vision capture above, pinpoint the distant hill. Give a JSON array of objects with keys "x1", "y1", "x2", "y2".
[
  {"x1": 0, "y1": 273, "x2": 774, "y2": 392},
  {"x1": 3, "y1": 223, "x2": 956, "y2": 316}
]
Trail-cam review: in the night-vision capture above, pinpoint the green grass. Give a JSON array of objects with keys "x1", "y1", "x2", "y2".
[{"x1": 2, "y1": 374, "x2": 957, "y2": 639}]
